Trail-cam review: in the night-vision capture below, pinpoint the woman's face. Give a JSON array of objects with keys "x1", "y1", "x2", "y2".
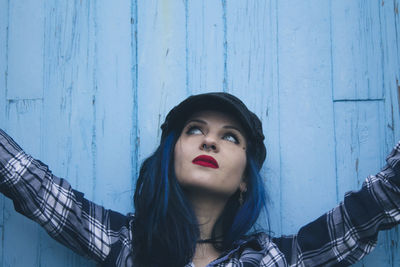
[{"x1": 174, "y1": 110, "x2": 247, "y2": 197}]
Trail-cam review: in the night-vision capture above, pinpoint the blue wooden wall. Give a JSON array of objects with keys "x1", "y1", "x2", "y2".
[{"x1": 0, "y1": 1, "x2": 399, "y2": 266}]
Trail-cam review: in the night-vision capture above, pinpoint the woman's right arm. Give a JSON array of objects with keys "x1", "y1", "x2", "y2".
[{"x1": 0, "y1": 129, "x2": 131, "y2": 263}]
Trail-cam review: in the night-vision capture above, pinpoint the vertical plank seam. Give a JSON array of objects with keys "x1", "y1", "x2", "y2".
[
  {"x1": 274, "y1": 0, "x2": 283, "y2": 234},
  {"x1": 329, "y1": 0, "x2": 339, "y2": 204},
  {"x1": 355, "y1": 102, "x2": 360, "y2": 185},
  {"x1": 379, "y1": 1, "x2": 386, "y2": 102},
  {"x1": 377, "y1": 0, "x2": 391, "y2": 168},
  {"x1": 222, "y1": 0, "x2": 228, "y2": 92},
  {"x1": 396, "y1": 0, "x2": 400, "y2": 136},
  {"x1": 392, "y1": 0, "x2": 400, "y2": 248},
  {"x1": 184, "y1": 0, "x2": 189, "y2": 95},
  {"x1": 91, "y1": 0, "x2": 98, "y2": 200},
  {"x1": 38, "y1": 0, "x2": 45, "y2": 255},
  {"x1": 131, "y1": 0, "x2": 139, "y2": 208},
  {"x1": 394, "y1": 0, "x2": 400, "y2": 62},
  {"x1": 4, "y1": 0, "x2": 9, "y2": 110}
]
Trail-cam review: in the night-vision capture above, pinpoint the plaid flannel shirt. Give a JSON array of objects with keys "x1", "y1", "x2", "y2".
[{"x1": 1, "y1": 128, "x2": 400, "y2": 267}]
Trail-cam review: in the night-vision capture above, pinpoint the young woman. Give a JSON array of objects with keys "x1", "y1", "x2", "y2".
[{"x1": 0, "y1": 92, "x2": 399, "y2": 267}]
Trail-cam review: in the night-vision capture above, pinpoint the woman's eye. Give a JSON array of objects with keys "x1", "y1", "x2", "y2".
[
  {"x1": 186, "y1": 126, "x2": 203, "y2": 135},
  {"x1": 223, "y1": 133, "x2": 239, "y2": 144}
]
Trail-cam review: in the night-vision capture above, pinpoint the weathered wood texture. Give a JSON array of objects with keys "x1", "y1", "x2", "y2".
[{"x1": 0, "y1": 0, "x2": 399, "y2": 266}]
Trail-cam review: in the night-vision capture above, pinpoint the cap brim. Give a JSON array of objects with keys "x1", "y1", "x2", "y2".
[{"x1": 162, "y1": 94, "x2": 250, "y2": 137}]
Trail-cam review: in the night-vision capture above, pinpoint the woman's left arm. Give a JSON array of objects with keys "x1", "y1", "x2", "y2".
[{"x1": 272, "y1": 141, "x2": 400, "y2": 266}]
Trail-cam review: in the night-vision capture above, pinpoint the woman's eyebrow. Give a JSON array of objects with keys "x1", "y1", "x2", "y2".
[
  {"x1": 185, "y1": 119, "x2": 207, "y2": 125},
  {"x1": 223, "y1": 125, "x2": 244, "y2": 135}
]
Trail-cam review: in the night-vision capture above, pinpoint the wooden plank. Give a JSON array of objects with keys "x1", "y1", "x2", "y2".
[
  {"x1": 334, "y1": 100, "x2": 389, "y2": 266},
  {"x1": 137, "y1": 0, "x2": 186, "y2": 161},
  {"x1": 333, "y1": 2, "x2": 400, "y2": 266},
  {"x1": 380, "y1": 0, "x2": 400, "y2": 148},
  {"x1": 335, "y1": 101, "x2": 385, "y2": 196},
  {"x1": 226, "y1": 1, "x2": 281, "y2": 233},
  {"x1": 277, "y1": 1, "x2": 337, "y2": 234},
  {"x1": 331, "y1": 1, "x2": 383, "y2": 100},
  {"x1": 379, "y1": 1, "x2": 400, "y2": 265},
  {"x1": 93, "y1": 0, "x2": 135, "y2": 214},
  {"x1": 41, "y1": 0, "x2": 96, "y2": 200},
  {"x1": 3, "y1": 100, "x2": 42, "y2": 267},
  {"x1": 6, "y1": 0, "x2": 44, "y2": 100},
  {"x1": 186, "y1": 0, "x2": 225, "y2": 94},
  {"x1": 39, "y1": 1, "x2": 98, "y2": 266}
]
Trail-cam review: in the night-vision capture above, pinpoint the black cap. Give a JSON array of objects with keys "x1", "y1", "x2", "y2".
[{"x1": 160, "y1": 92, "x2": 266, "y2": 170}]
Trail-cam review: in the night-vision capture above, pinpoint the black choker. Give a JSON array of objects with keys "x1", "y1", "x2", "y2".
[{"x1": 196, "y1": 238, "x2": 221, "y2": 244}]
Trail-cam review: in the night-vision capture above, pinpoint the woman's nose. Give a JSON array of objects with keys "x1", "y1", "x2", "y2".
[{"x1": 200, "y1": 137, "x2": 219, "y2": 152}]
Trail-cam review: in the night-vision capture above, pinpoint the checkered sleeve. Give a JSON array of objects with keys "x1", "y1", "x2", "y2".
[
  {"x1": 0, "y1": 129, "x2": 112, "y2": 263},
  {"x1": 273, "y1": 141, "x2": 400, "y2": 267}
]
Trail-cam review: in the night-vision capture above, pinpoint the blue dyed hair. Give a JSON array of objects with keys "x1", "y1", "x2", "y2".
[
  {"x1": 133, "y1": 131, "x2": 268, "y2": 266},
  {"x1": 213, "y1": 144, "x2": 268, "y2": 249}
]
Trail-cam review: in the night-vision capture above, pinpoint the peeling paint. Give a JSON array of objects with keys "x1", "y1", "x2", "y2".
[
  {"x1": 7, "y1": 99, "x2": 42, "y2": 115},
  {"x1": 157, "y1": 113, "x2": 161, "y2": 138},
  {"x1": 355, "y1": 158, "x2": 359, "y2": 172},
  {"x1": 390, "y1": 96, "x2": 395, "y2": 133}
]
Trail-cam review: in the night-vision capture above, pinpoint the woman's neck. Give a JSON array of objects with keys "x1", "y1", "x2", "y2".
[
  {"x1": 186, "y1": 191, "x2": 228, "y2": 240},
  {"x1": 185, "y1": 190, "x2": 229, "y2": 266}
]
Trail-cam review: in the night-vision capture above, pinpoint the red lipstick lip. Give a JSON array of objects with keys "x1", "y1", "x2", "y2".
[{"x1": 192, "y1": 155, "x2": 219, "y2": 168}]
